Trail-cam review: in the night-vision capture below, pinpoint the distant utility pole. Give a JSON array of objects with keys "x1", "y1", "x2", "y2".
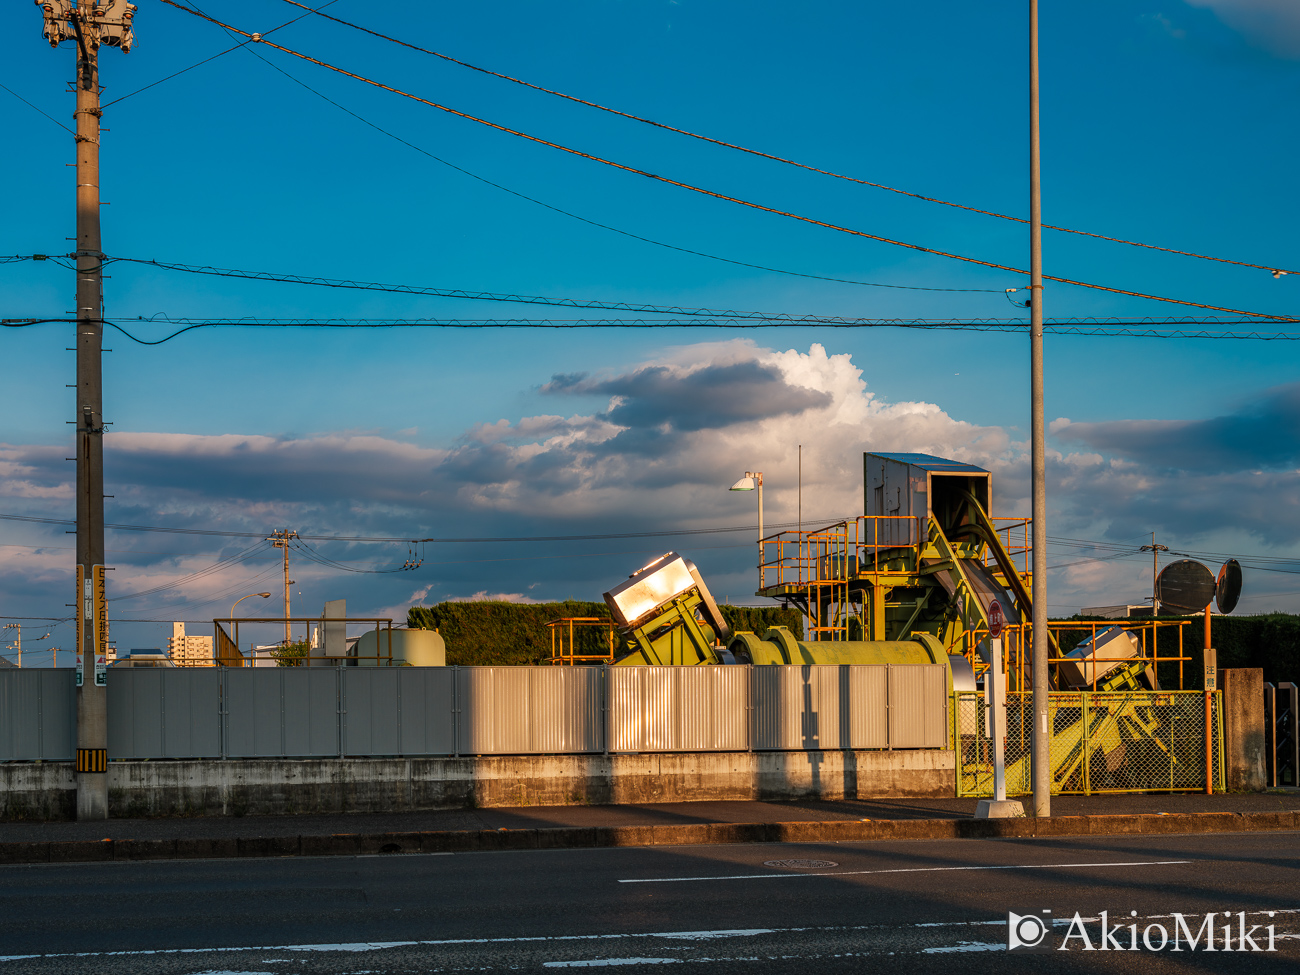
[
  {"x1": 36, "y1": 0, "x2": 135, "y2": 821},
  {"x1": 1140, "y1": 534, "x2": 1170, "y2": 615},
  {"x1": 267, "y1": 529, "x2": 299, "y2": 644},
  {"x1": 1028, "y1": 0, "x2": 1050, "y2": 820},
  {"x1": 3, "y1": 623, "x2": 20, "y2": 668}
]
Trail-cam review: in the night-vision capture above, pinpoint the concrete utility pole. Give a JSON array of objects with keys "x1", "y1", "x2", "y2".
[
  {"x1": 1028, "y1": 0, "x2": 1050, "y2": 819},
  {"x1": 36, "y1": 0, "x2": 136, "y2": 821},
  {"x1": 1140, "y1": 534, "x2": 1169, "y2": 614},
  {"x1": 267, "y1": 530, "x2": 299, "y2": 644}
]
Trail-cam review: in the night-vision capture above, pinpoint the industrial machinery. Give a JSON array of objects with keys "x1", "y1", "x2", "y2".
[
  {"x1": 754, "y1": 453, "x2": 1042, "y2": 685},
  {"x1": 601, "y1": 550, "x2": 976, "y2": 691}
]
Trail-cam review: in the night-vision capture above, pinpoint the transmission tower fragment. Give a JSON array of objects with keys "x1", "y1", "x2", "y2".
[{"x1": 35, "y1": 0, "x2": 136, "y2": 821}]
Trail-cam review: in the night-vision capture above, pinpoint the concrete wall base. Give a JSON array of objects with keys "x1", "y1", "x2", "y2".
[{"x1": 0, "y1": 749, "x2": 954, "y2": 821}]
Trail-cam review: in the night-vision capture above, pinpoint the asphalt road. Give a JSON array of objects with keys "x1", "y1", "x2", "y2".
[{"x1": 2, "y1": 831, "x2": 1298, "y2": 973}]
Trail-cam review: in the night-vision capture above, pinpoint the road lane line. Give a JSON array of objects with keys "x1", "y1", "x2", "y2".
[
  {"x1": 618, "y1": 859, "x2": 1192, "y2": 883},
  {"x1": 545, "y1": 959, "x2": 682, "y2": 967}
]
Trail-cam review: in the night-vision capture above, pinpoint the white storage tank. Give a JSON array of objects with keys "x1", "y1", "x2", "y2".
[{"x1": 352, "y1": 627, "x2": 445, "y2": 666}]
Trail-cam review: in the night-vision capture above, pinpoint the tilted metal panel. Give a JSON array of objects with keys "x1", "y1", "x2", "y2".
[
  {"x1": 848, "y1": 665, "x2": 889, "y2": 748},
  {"x1": 343, "y1": 669, "x2": 406, "y2": 756},
  {"x1": 0, "y1": 669, "x2": 75, "y2": 761},
  {"x1": 887, "y1": 664, "x2": 947, "y2": 748},
  {"x1": 456, "y1": 667, "x2": 532, "y2": 755},
  {"x1": 394, "y1": 668, "x2": 456, "y2": 756},
  {"x1": 529, "y1": 666, "x2": 604, "y2": 754},
  {"x1": 282, "y1": 669, "x2": 341, "y2": 757}
]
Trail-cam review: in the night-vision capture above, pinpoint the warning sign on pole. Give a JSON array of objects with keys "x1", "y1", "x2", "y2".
[{"x1": 987, "y1": 599, "x2": 1005, "y2": 639}]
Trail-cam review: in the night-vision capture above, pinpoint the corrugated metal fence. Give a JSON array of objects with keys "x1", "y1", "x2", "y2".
[{"x1": 0, "y1": 664, "x2": 947, "y2": 761}]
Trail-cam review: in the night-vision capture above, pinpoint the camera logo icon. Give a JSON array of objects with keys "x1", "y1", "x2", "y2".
[{"x1": 1007, "y1": 911, "x2": 1053, "y2": 952}]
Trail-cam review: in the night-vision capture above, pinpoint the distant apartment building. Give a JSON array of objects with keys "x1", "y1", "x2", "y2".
[{"x1": 168, "y1": 622, "x2": 214, "y2": 666}]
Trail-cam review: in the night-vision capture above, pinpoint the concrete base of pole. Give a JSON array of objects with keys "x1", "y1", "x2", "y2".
[
  {"x1": 975, "y1": 799, "x2": 1025, "y2": 819},
  {"x1": 75, "y1": 774, "x2": 108, "y2": 820}
]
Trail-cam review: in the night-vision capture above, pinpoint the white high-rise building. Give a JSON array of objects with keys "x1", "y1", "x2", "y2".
[{"x1": 168, "y1": 622, "x2": 214, "y2": 667}]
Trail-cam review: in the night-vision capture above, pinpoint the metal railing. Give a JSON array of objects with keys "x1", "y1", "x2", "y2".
[
  {"x1": 954, "y1": 690, "x2": 1224, "y2": 796},
  {"x1": 546, "y1": 617, "x2": 616, "y2": 665},
  {"x1": 212, "y1": 617, "x2": 394, "y2": 667}
]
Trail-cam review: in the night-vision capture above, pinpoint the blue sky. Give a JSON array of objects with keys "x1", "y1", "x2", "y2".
[{"x1": 2, "y1": 0, "x2": 1299, "y2": 660}]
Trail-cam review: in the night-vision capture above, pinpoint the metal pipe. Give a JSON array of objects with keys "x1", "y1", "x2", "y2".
[{"x1": 1028, "y1": 0, "x2": 1050, "y2": 819}]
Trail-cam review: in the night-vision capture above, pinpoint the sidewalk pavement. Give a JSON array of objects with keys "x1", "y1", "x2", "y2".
[{"x1": 2, "y1": 790, "x2": 1297, "y2": 844}]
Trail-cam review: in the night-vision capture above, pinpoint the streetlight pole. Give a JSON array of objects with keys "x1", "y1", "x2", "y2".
[
  {"x1": 1028, "y1": 0, "x2": 1050, "y2": 819},
  {"x1": 231, "y1": 591, "x2": 273, "y2": 620},
  {"x1": 728, "y1": 472, "x2": 764, "y2": 582}
]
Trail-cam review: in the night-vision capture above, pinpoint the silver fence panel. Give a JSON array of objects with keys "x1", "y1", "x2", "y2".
[
  {"x1": 107, "y1": 669, "x2": 221, "y2": 759},
  {"x1": 887, "y1": 664, "x2": 947, "y2": 748},
  {"x1": 282, "y1": 669, "x2": 342, "y2": 757},
  {"x1": 457, "y1": 667, "x2": 531, "y2": 755},
  {"x1": 223, "y1": 668, "x2": 339, "y2": 758},
  {"x1": 849, "y1": 665, "x2": 889, "y2": 748},
  {"x1": 752, "y1": 666, "x2": 853, "y2": 750},
  {"x1": 455, "y1": 667, "x2": 602, "y2": 755},
  {"x1": 395, "y1": 668, "x2": 456, "y2": 756},
  {"x1": 529, "y1": 666, "x2": 603, "y2": 754},
  {"x1": 0, "y1": 669, "x2": 75, "y2": 761},
  {"x1": 342, "y1": 669, "x2": 401, "y2": 756},
  {"x1": 609, "y1": 666, "x2": 748, "y2": 752}
]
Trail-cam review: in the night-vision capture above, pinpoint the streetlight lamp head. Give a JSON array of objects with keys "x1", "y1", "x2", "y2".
[
  {"x1": 729, "y1": 475, "x2": 756, "y2": 492},
  {"x1": 257, "y1": 592, "x2": 272, "y2": 598}
]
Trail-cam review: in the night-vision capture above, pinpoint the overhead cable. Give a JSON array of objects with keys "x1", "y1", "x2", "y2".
[
  {"x1": 104, "y1": 257, "x2": 1300, "y2": 326},
  {"x1": 10, "y1": 314, "x2": 1300, "y2": 343},
  {"x1": 273, "y1": 0, "x2": 1295, "y2": 279},
  {"x1": 221, "y1": 44, "x2": 994, "y2": 295},
  {"x1": 150, "y1": 2, "x2": 1299, "y2": 321},
  {"x1": 0, "y1": 510, "x2": 826, "y2": 544},
  {"x1": 102, "y1": 0, "x2": 342, "y2": 107}
]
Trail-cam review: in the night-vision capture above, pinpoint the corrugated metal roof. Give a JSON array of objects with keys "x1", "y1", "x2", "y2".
[{"x1": 866, "y1": 452, "x2": 989, "y2": 474}]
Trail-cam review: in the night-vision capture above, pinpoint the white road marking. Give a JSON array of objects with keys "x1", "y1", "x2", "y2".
[
  {"x1": 545, "y1": 959, "x2": 682, "y2": 968},
  {"x1": 618, "y1": 859, "x2": 1192, "y2": 884},
  {"x1": 923, "y1": 943, "x2": 1004, "y2": 954}
]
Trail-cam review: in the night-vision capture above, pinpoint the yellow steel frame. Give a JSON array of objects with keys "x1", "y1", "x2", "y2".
[{"x1": 547, "y1": 617, "x2": 616, "y2": 665}]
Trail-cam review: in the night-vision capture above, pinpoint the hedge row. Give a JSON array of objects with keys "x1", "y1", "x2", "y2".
[
  {"x1": 406, "y1": 601, "x2": 1300, "y2": 682},
  {"x1": 407, "y1": 601, "x2": 803, "y2": 666}
]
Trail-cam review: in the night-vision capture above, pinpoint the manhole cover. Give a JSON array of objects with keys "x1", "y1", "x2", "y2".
[{"x1": 763, "y1": 858, "x2": 838, "y2": 869}]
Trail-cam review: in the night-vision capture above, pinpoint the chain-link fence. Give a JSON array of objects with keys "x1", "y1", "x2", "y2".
[{"x1": 955, "y1": 691, "x2": 1225, "y2": 796}]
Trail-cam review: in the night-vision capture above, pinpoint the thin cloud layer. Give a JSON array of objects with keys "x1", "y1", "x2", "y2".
[
  {"x1": 1186, "y1": 0, "x2": 1300, "y2": 57},
  {"x1": 1052, "y1": 382, "x2": 1300, "y2": 474},
  {"x1": 4, "y1": 339, "x2": 1298, "y2": 627}
]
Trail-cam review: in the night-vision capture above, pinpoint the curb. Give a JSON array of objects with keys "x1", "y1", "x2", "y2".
[{"x1": 1, "y1": 810, "x2": 1296, "y2": 865}]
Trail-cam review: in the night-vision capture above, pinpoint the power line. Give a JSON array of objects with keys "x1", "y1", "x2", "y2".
[
  {"x1": 101, "y1": 0, "x2": 342, "y2": 108},
  {"x1": 152, "y1": 2, "x2": 1299, "y2": 322},
  {"x1": 272, "y1": 0, "x2": 1296, "y2": 280},
  {"x1": 208, "y1": 40, "x2": 999, "y2": 297},
  {"x1": 0, "y1": 510, "x2": 829, "y2": 544},
  {"x1": 0, "y1": 81, "x2": 73, "y2": 133},
  {"x1": 12, "y1": 313, "x2": 1300, "y2": 343}
]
